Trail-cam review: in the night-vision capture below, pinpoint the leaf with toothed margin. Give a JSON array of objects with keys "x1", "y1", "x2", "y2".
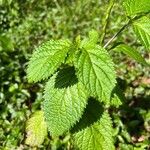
[
  {"x1": 110, "y1": 85, "x2": 125, "y2": 108},
  {"x1": 25, "y1": 111, "x2": 47, "y2": 146},
  {"x1": 74, "y1": 45, "x2": 116, "y2": 105},
  {"x1": 123, "y1": 0, "x2": 150, "y2": 17},
  {"x1": 27, "y1": 39, "x2": 71, "y2": 82},
  {"x1": 81, "y1": 30, "x2": 99, "y2": 49},
  {"x1": 73, "y1": 110, "x2": 115, "y2": 150},
  {"x1": 43, "y1": 66, "x2": 89, "y2": 137},
  {"x1": 133, "y1": 17, "x2": 150, "y2": 51}
]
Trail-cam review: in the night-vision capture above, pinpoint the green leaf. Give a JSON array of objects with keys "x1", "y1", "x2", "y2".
[
  {"x1": 123, "y1": 0, "x2": 150, "y2": 16},
  {"x1": 133, "y1": 17, "x2": 150, "y2": 51},
  {"x1": 25, "y1": 111, "x2": 47, "y2": 146},
  {"x1": 119, "y1": 144, "x2": 134, "y2": 150},
  {"x1": 71, "y1": 98, "x2": 104, "y2": 133},
  {"x1": 111, "y1": 85, "x2": 125, "y2": 108},
  {"x1": 27, "y1": 40, "x2": 71, "y2": 82},
  {"x1": 66, "y1": 30, "x2": 99, "y2": 65},
  {"x1": 43, "y1": 67, "x2": 89, "y2": 136},
  {"x1": 88, "y1": 30, "x2": 99, "y2": 44},
  {"x1": 73, "y1": 111, "x2": 115, "y2": 150},
  {"x1": 113, "y1": 44, "x2": 148, "y2": 65},
  {"x1": 111, "y1": 94, "x2": 122, "y2": 108},
  {"x1": 81, "y1": 30, "x2": 99, "y2": 49},
  {"x1": 74, "y1": 45, "x2": 116, "y2": 104}
]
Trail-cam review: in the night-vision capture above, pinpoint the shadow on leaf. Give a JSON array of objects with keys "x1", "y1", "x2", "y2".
[
  {"x1": 54, "y1": 66, "x2": 78, "y2": 89},
  {"x1": 71, "y1": 98, "x2": 104, "y2": 134}
]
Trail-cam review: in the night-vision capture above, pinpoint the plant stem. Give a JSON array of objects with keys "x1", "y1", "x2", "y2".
[
  {"x1": 104, "y1": 19, "x2": 131, "y2": 48},
  {"x1": 100, "y1": 0, "x2": 115, "y2": 45},
  {"x1": 104, "y1": 12, "x2": 150, "y2": 49}
]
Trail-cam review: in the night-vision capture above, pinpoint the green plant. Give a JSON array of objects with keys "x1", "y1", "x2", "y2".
[{"x1": 26, "y1": 0, "x2": 150, "y2": 149}]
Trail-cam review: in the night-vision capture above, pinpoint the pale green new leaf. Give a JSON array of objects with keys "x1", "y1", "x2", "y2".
[
  {"x1": 113, "y1": 44, "x2": 148, "y2": 65},
  {"x1": 74, "y1": 46, "x2": 116, "y2": 104},
  {"x1": 111, "y1": 94, "x2": 122, "y2": 108},
  {"x1": 43, "y1": 69, "x2": 89, "y2": 136},
  {"x1": 81, "y1": 30, "x2": 99, "y2": 49},
  {"x1": 88, "y1": 29, "x2": 99, "y2": 44},
  {"x1": 111, "y1": 85, "x2": 125, "y2": 108},
  {"x1": 73, "y1": 112, "x2": 115, "y2": 150},
  {"x1": 27, "y1": 40, "x2": 71, "y2": 82},
  {"x1": 123, "y1": 0, "x2": 150, "y2": 16},
  {"x1": 133, "y1": 17, "x2": 150, "y2": 51},
  {"x1": 25, "y1": 111, "x2": 47, "y2": 146}
]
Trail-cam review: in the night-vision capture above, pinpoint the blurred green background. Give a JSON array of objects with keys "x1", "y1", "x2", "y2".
[{"x1": 0, "y1": 0, "x2": 150, "y2": 149}]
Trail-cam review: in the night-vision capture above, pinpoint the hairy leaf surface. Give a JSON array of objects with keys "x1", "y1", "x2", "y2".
[
  {"x1": 25, "y1": 111, "x2": 47, "y2": 146},
  {"x1": 27, "y1": 40, "x2": 71, "y2": 82},
  {"x1": 74, "y1": 46, "x2": 116, "y2": 104},
  {"x1": 113, "y1": 44, "x2": 148, "y2": 65},
  {"x1": 133, "y1": 17, "x2": 150, "y2": 51},
  {"x1": 123, "y1": 0, "x2": 150, "y2": 16},
  {"x1": 73, "y1": 111, "x2": 115, "y2": 150},
  {"x1": 43, "y1": 69, "x2": 89, "y2": 136}
]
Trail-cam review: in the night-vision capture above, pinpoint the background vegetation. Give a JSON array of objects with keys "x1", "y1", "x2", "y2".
[{"x1": 0, "y1": 0, "x2": 149, "y2": 149}]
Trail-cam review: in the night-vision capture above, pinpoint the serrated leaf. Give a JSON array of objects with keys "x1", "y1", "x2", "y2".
[
  {"x1": 74, "y1": 45, "x2": 116, "y2": 104},
  {"x1": 113, "y1": 44, "x2": 148, "y2": 65},
  {"x1": 81, "y1": 30, "x2": 99, "y2": 49},
  {"x1": 111, "y1": 85, "x2": 125, "y2": 108},
  {"x1": 27, "y1": 39, "x2": 71, "y2": 82},
  {"x1": 73, "y1": 111, "x2": 115, "y2": 150},
  {"x1": 25, "y1": 111, "x2": 47, "y2": 146},
  {"x1": 123, "y1": 0, "x2": 150, "y2": 17},
  {"x1": 43, "y1": 67, "x2": 89, "y2": 136},
  {"x1": 71, "y1": 98, "x2": 104, "y2": 133},
  {"x1": 133, "y1": 17, "x2": 150, "y2": 51}
]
